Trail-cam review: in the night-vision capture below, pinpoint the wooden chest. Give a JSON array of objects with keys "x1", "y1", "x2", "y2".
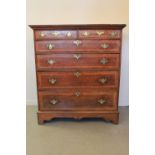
[{"x1": 30, "y1": 24, "x2": 126, "y2": 124}]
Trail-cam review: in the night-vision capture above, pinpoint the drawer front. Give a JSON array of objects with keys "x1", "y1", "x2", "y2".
[
  {"x1": 37, "y1": 71, "x2": 118, "y2": 89},
  {"x1": 35, "y1": 30, "x2": 77, "y2": 40},
  {"x1": 35, "y1": 40, "x2": 120, "y2": 53},
  {"x1": 79, "y1": 30, "x2": 121, "y2": 39},
  {"x1": 38, "y1": 89, "x2": 117, "y2": 111},
  {"x1": 36, "y1": 54, "x2": 120, "y2": 70}
]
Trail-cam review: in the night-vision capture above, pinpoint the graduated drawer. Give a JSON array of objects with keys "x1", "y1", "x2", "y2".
[
  {"x1": 78, "y1": 30, "x2": 121, "y2": 39},
  {"x1": 36, "y1": 54, "x2": 120, "y2": 71},
  {"x1": 35, "y1": 40, "x2": 120, "y2": 53},
  {"x1": 35, "y1": 30, "x2": 77, "y2": 40},
  {"x1": 37, "y1": 71, "x2": 119, "y2": 89},
  {"x1": 38, "y1": 88, "x2": 118, "y2": 111}
]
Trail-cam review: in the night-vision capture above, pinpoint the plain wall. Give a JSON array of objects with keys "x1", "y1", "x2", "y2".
[{"x1": 26, "y1": 0, "x2": 129, "y2": 106}]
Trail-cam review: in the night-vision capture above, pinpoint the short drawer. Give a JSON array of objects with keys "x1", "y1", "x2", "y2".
[
  {"x1": 38, "y1": 88, "x2": 118, "y2": 111},
  {"x1": 36, "y1": 54, "x2": 120, "y2": 71},
  {"x1": 78, "y1": 30, "x2": 121, "y2": 39},
  {"x1": 35, "y1": 30, "x2": 77, "y2": 40},
  {"x1": 35, "y1": 40, "x2": 120, "y2": 53},
  {"x1": 37, "y1": 71, "x2": 119, "y2": 89}
]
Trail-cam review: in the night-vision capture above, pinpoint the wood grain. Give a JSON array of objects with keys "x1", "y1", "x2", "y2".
[
  {"x1": 78, "y1": 30, "x2": 121, "y2": 39},
  {"x1": 38, "y1": 111, "x2": 119, "y2": 124},
  {"x1": 38, "y1": 89, "x2": 118, "y2": 111},
  {"x1": 35, "y1": 40, "x2": 120, "y2": 53},
  {"x1": 35, "y1": 30, "x2": 77, "y2": 40},
  {"x1": 36, "y1": 54, "x2": 120, "y2": 71},
  {"x1": 29, "y1": 24, "x2": 126, "y2": 30},
  {"x1": 37, "y1": 71, "x2": 119, "y2": 89},
  {"x1": 29, "y1": 24, "x2": 126, "y2": 124}
]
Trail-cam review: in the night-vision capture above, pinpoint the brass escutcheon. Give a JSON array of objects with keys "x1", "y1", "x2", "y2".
[
  {"x1": 66, "y1": 32, "x2": 72, "y2": 37},
  {"x1": 50, "y1": 99, "x2": 58, "y2": 105},
  {"x1": 74, "y1": 72, "x2": 81, "y2": 78},
  {"x1": 73, "y1": 40, "x2": 82, "y2": 47},
  {"x1": 49, "y1": 78, "x2": 57, "y2": 84},
  {"x1": 48, "y1": 59, "x2": 55, "y2": 65},
  {"x1": 101, "y1": 43, "x2": 109, "y2": 49},
  {"x1": 96, "y1": 31, "x2": 104, "y2": 36},
  {"x1": 74, "y1": 91, "x2": 81, "y2": 97},
  {"x1": 100, "y1": 58, "x2": 108, "y2": 65},
  {"x1": 98, "y1": 99, "x2": 106, "y2": 104},
  {"x1": 82, "y1": 31, "x2": 89, "y2": 36},
  {"x1": 52, "y1": 31, "x2": 60, "y2": 36},
  {"x1": 99, "y1": 78, "x2": 107, "y2": 84},
  {"x1": 47, "y1": 44, "x2": 55, "y2": 50},
  {"x1": 73, "y1": 54, "x2": 81, "y2": 60}
]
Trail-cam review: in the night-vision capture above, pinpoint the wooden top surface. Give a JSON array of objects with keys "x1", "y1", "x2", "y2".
[{"x1": 29, "y1": 24, "x2": 126, "y2": 30}]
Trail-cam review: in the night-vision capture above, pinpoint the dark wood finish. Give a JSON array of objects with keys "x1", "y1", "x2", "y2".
[
  {"x1": 35, "y1": 40, "x2": 120, "y2": 53},
  {"x1": 38, "y1": 89, "x2": 117, "y2": 111},
  {"x1": 36, "y1": 54, "x2": 120, "y2": 71},
  {"x1": 37, "y1": 71, "x2": 118, "y2": 89},
  {"x1": 78, "y1": 30, "x2": 121, "y2": 39},
  {"x1": 35, "y1": 30, "x2": 77, "y2": 40},
  {"x1": 37, "y1": 111, "x2": 119, "y2": 124},
  {"x1": 30, "y1": 24, "x2": 126, "y2": 124},
  {"x1": 29, "y1": 24, "x2": 126, "y2": 30}
]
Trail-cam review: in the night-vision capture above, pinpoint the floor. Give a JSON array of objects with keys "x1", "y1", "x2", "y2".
[{"x1": 27, "y1": 106, "x2": 129, "y2": 155}]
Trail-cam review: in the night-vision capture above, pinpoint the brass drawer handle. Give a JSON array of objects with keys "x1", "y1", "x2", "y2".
[
  {"x1": 49, "y1": 78, "x2": 56, "y2": 84},
  {"x1": 96, "y1": 31, "x2": 104, "y2": 36},
  {"x1": 50, "y1": 99, "x2": 58, "y2": 105},
  {"x1": 52, "y1": 31, "x2": 60, "y2": 36},
  {"x1": 39, "y1": 32, "x2": 45, "y2": 37},
  {"x1": 82, "y1": 31, "x2": 89, "y2": 36},
  {"x1": 66, "y1": 32, "x2": 72, "y2": 37},
  {"x1": 75, "y1": 91, "x2": 80, "y2": 97},
  {"x1": 48, "y1": 59, "x2": 55, "y2": 65},
  {"x1": 74, "y1": 72, "x2": 81, "y2": 78},
  {"x1": 101, "y1": 43, "x2": 109, "y2": 49},
  {"x1": 111, "y1": 31, "x2": 117, "y2": 37},
  {"x1": 100, "y1": 58, "x2": 108, "y2": 65},
  {"x1": 73, "y1": 40, "x2": 82, "y2": 47},
  {"x1": 99, "y1": 78, "x2": 107, "y2": 84},
  {"x1": 47, "y1": 44, "x2": 55, "y2": 50},
  {"x1": 73, "y1": 54, "x2": 81, "y2": 60},
  {"x1": 98, "y1": 99, "x2": 106, "y2": 104}
]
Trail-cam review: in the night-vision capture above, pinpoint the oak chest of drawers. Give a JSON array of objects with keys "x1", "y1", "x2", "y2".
[{"x1": 30, "y1": 24, "x2": 126, "y2": 124}]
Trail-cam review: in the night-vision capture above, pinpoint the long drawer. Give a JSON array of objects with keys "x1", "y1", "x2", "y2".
[
  {"x1": 38, "y1": 88, "x2": 118, "y2": 111},
  {"x1": 35, "y1": 40, "x2": 120, "y2": 53},
  {"x1": 36, "y1": 54, "x2": 120, "y2": 71},
  {"x1": 37, "y1": 71, "x2": 119, "y2": 89}
]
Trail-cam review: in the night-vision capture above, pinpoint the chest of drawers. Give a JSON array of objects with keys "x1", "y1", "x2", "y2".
[{"x1": 30, "y1": 24, "x2": 126, "y2": 124}]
